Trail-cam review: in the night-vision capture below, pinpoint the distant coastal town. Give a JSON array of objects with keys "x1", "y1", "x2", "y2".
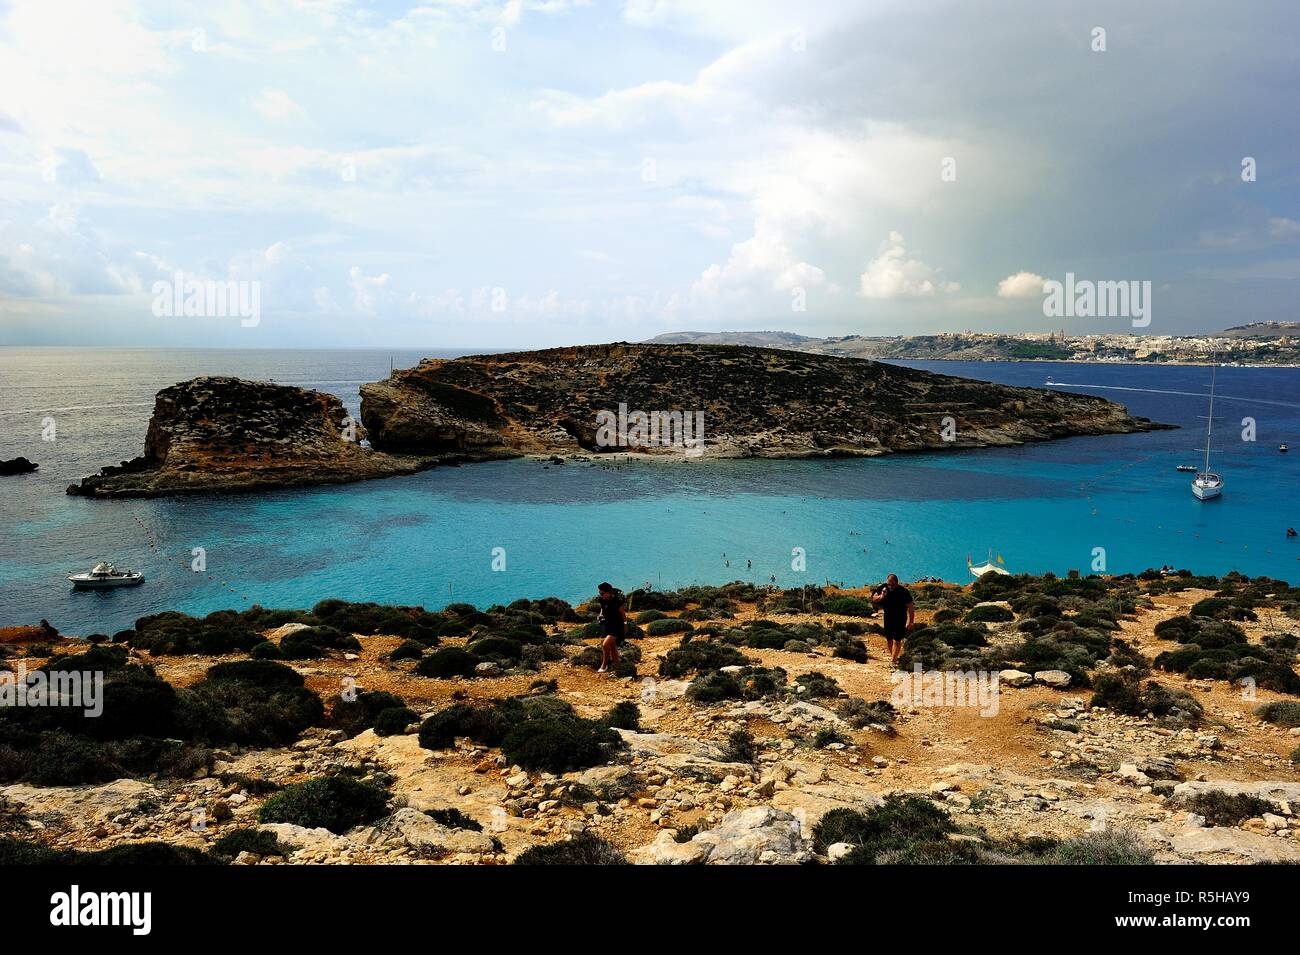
[{"x1": 650, "y1": 323, "x2": 1300, "y2": 366}]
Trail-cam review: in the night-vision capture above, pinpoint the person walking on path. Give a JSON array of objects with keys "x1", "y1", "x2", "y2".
[
  {"x1": 871, "y1": 574, "x2": 914, "y2": 666},
  {"x1": 595, "y1": 581, "x2": 627, "y2": 673}
]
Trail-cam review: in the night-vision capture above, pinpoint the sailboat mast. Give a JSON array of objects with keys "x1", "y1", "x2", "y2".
[{"x1": 1202, "y1": 360, "x2": 1217, "y2": 473}]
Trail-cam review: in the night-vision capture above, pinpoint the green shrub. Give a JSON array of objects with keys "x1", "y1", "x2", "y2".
[
  {"x1": 257, "y1": 776, "x2": 390, "y2": 833},
  {"x1": 815, "y1": 796, "x2": 956, "y2": 861},
  {"x1": 1183, "y1": 791, "x2": 1276, "y2": 827},
  {"x1": 1048, "y1": 830, "x2": 1154, "y2": 865},
  {"x1": 823, "y1": 596, "x2": 875, "y2": 617},
  {"x1": 0, "y1": 837, "x2": 72, "y2": 864},
  {"x1": 418, "y1": 703, "x2": 515, "y2": 749},
  {"x1": 966, "y1": 604, "x2": 1014, "y2": 623},
  {"x1": 601, "y1": 701, "x2": 640, "y2": 730},
  {"x1": 468, "y1": 635, "x2": 523, "y2": 661},
  {"x1": 635, "y1": 610, "x2": 667, "y2": 624},
  {"x1": 839, "y1": 697, "x2": 896, "y2": 728},
  {"x1": 813, "y1": 727, "x2": 849, "y2": 748},
  {"x1": 177, "y1": 666, "x2": 323, "y2": 747},
  {"x1": 76, "y1": 842, "x2": 216, "y2": 865},
  {"x1": 388, "y1": 640, "x2": 426, "y2": 661},
  {"x1": 1090, "y1": 673, "x2": 1202, "y2": 726},
  {"x1": 832, "y1": 635, "x2": 868, "y2": 663},
  {"x1": 513, "y1": 834, "x2": 627, "y2": 865},
  {"x1": 1256, "y1": 701, "x2": 1300, "y2": 728},
  {"x1": 130, "y1": 611, "x2": 262, "y2": 656},
  {"x1": 723, "y1": 729, "x2": 756, "y2": 762},
  {"x1": 250, "y1": 641, "x2": 284, "y2": 660},
  {"x1": 645, "y1": 618, "x2": 693, "y2": 636},
  {"x1": 685, "y1": 670, "x2": 742, "y2": 704},
  {"x1": 204, "y1": 659, "x2": 304, "y2": 690},
  {"x1": 658, "y1": 640, "x2": 750, "y2": 678},
  {"x1": 415, "y1": 647, "x2": 479, "y2": 679},
  {"x1": 426, "y1": 807, "x2": 482, "y2": 831},
  {"x1": 330, "y1": 690, "x2": 408, "y2": 737},
  {"x1": 373, "y1": 707, "x2": 418, "y2": 736},
  {"x1": 211, "y1": 828, "x2": 288, "y2": 859},
  {"x1": 792, "y1": 671, "x2": 841, "y2": 699},
  {"x1": 501, "y1": 716, "x2": 621, "y2": 773}
]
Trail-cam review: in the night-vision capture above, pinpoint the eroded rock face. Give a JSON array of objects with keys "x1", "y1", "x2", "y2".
[
  {"x1": 359, "y1": 343, "x2": 1170, "y2": 459},
  {"x1": 68, "y1": 377, "x2": 435, "y2": 498}
]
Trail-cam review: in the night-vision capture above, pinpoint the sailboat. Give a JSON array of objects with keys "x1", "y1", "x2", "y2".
[{"x1": 1191, "y1": 362, "x2": 1223, "y2": 501}]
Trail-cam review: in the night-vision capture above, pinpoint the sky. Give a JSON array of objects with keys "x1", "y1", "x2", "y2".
[{"x1": 0, "y1": 0, "x2": 1297, "y2": 349}]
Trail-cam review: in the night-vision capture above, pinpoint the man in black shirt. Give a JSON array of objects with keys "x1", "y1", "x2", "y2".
[{"x1": 871, "y1": 574, "x2": 914, "y2": 666}]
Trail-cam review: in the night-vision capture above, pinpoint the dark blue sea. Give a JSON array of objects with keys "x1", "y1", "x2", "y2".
[{"x1": 2, "y1": 348, "x2": 1299, "y2": 635}]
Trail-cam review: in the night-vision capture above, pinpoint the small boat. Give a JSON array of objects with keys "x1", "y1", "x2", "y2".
[
  {"x1": 1176, "y1": 464, "x2": 1197, "y2": 472},
  {"x1": 68, "y1": 562, "x2": 144, "y2": 589},
  {"x1": 1281, "y1": 444, "x2": 1289, "y2": 453},
  {"x1": 1192, "y1": 361, "x2": 1223, "y2": 501},
  {"x1": 969, "y1": 549, "x2": 1011, "y2": 578}
]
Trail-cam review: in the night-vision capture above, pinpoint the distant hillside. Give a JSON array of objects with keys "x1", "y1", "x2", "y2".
[
  {"x1": 647, "y1": 330, "x2": 818, "y2": 347},
  {"x1": 1219, "y1": 322, "x2": 1300, "y2": 338}
]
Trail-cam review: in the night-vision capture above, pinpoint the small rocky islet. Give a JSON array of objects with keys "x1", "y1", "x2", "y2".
[
  {"x1": 2, "y1": 571, "x2": 1298, "y2": 865},
  {"x1": 67, "y1": 342, "x2": 1170, "y2": 498}
]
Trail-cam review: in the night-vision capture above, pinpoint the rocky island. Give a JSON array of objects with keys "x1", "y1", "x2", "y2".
[
  {"x1": 69, "y1": 344, "x2": 1168, "y2": 498},
  {"x1": 360, "y1": 343, "x2": 1167, "y2": 460},
  {"x1": 66, "y1": 377, "x2": 440, "y2": 498}
]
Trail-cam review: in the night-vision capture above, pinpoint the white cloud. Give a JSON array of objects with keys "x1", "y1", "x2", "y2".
[
  {"x1": 252, "y1": 88, "x2": 305, "y2": 121},
  {"x1": 859, "y1": 232, "x2": 958, "y2": 299},
  {"x1": 1269, "y1": 217, "x2": 1300, "y2": 239},
  {"x1": 996, "y1": 270, "x2": 1046, "y2": 298}
]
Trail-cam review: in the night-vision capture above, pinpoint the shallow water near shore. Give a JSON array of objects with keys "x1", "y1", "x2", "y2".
[{"x1": 2, "y1": 348, "x2": 1299, "y2": 635}]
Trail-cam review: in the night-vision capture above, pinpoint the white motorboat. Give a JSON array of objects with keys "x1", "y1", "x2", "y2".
[
  {"x1": 1192, "y1": 362, "x2": 1223, "y2": 501},
  {"x1": 68, "y1": 561, "x2": 144, "y2": 589},
  {"x1": 1175, "y1": 464, "x2": 1197, "y2": 472}
]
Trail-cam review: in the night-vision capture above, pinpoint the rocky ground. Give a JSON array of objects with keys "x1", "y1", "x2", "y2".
[{"x1": 1, "y1": 578, "x2": 1298, "y2": 865}]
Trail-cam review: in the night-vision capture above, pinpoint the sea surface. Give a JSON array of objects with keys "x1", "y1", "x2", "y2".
[{"x1": 2, "y1": 347, "x2": 1299, "y2": 635}]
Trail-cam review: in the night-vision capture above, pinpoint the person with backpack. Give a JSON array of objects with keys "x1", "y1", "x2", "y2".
[{"x1": 595, "y1": 581, "x2": 627, "y2": 673}]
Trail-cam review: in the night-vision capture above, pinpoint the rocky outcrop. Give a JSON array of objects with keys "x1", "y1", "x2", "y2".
[
  {"x1": 67, "y1": 377, "x2": 437, "y2": 498},
  {"x1": 360, "y1": 343, "x2": 1170, "y2": 460},
  {"x1": 0, "y1": 457, "x2": 38, "y2": 476}
]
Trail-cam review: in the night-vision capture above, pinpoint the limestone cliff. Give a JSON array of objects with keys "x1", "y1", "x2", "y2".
[{"x1": 68, "y1": 377, "x2": 436, "y2": 498}]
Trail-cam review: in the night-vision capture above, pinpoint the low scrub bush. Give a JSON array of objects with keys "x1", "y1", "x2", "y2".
[
  {"x1": 1256, "y1": 701, "x2": 1300, "y2": 727},
  {"x1": 1183, "y1": 791, "x2": 1276, "y2": 827},
  {"x1": 657, "y1": 640, "x2": 751, "y2": 678},
  {"x1": 257, "y1": 776, "x2": 390, "y2": 833},
  {"x1": 513, "y1": 834, "x2": 627, "y2": 865},
  {"x1": 815, "y1": 796, "x2": 957, "y2": 861},
  {"x1": 501, "y1": 715, "x2": 622, "y2": 773},
  {"x1": 415, "y1": 647, "x2": 479, "y2": 679},
  {"x1": 966, "y1": 604, "x2": 1014, "y2": 623},
  {"x1": 211, "y1": 828, "x2": 288, "y2": 859},
  {"x1": 601, "y1": 701, "x2": 640, "y2": 730},
  {"x1": 644, "y1": 618, "x2": 694, "y2": 636},
  {"x1": 823, "y1": 596, "x2": 875, "y2": 617}
]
